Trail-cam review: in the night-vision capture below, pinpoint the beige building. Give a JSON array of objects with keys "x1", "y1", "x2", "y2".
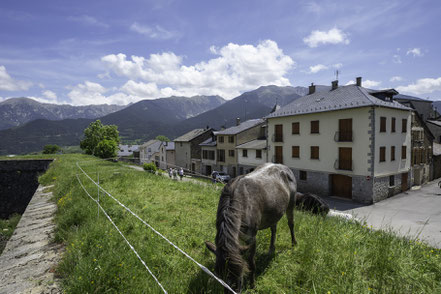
[
  {"x1": 159, "y1": 142, "x2": 175, "y2": 170},
  {"x1": 215, "y1": 118, "x2": 265, "y2": 177},
  {"x1": 200, "y1": 136, "x2": 217, "y2": 175},
  {"x1": 174, "y1": 128, "x2": 213, "y2": 172},
  {"x1": 236, "y1": 139, "x2": 267, "y2": 174},
  {"x1": 139, "y1": 140, "x2": 162, "y2": 164},
  {"x1": 266, "y1": 78, "x2": 412, "y2": 203}
]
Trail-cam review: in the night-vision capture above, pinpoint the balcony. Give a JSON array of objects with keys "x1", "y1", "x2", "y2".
[
  {"x1": 334, "y1": 159, "x2": 353, "y2": 171},
  {"x1": 272, "y1": 134, "x2": 283, "y2": 142},
  {"x1": 334, "y1": 131, "x2": 353, "y2": 142}
]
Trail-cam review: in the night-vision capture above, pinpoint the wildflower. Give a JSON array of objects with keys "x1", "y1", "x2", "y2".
[
  {"x1": 341, "y1": 271, "x2": 345, "y2": 276},
  {"x1": 368, "y1": 287, "x2": 372, "y2": 291},
  {"x1": 78, "y1": 276, "x2": 82, "y2": 280},
  {"x1": 91, "y1": 281, "x2": 94, "y2": 284},
  {"x1": 93, "y1": 258, "x2": 97, "y2": 262}
]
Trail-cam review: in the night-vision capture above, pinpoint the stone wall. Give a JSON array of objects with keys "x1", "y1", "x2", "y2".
[
  {"x1": 0, "y1": 159, "x2": 52, "y2": 219},
  {"x1": 292, "y1": 168, "x2": 330, "y2": 196},
  {"x1": 352, "y1": 175, "x2": 373, "y2": 203}
]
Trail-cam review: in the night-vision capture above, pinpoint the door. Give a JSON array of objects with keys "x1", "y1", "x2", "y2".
[
  {"x1": 275, "y1": 124, "x2": 283, "y2": 142},
  {"x1": 205, "y1": 165, "x2": 212, "y2": 176},
  {"x1": 401, "y1": 172, "x2": 408, "y2": 191},
  {"x1": 275, "y1": 146, "x2": 283, "y2": 164},
  {"x1": 339, "y1": 147, "x2": 352, "y2": 170},
  {"x1": 332, "y1": 174, "x2": 352, "y2": 199}
]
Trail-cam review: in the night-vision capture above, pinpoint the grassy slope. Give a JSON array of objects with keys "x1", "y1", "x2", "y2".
[
  {"x1": 0, "y1": 214, "x2": 21, "y2": 254},
  {"x1": 39, "y1": 154, "x2": 441, "y2": 293}
]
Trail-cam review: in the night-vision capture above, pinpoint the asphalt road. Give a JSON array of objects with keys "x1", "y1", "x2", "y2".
[{"x1": 325, "y1": 180, "x2": 441, "y2": 249}]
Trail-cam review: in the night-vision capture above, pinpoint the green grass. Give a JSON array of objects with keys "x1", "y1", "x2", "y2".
[
  {"x1": 0, "y1": 213, "x2": 22, "y2": 254},
  {"x1": 38, "y1": 154, "x2": 441, "y2": 293}
]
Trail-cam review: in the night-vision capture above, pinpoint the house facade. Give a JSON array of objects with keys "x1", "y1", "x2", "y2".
[
  {"x1": 236, "y1": 139, "x2": 267, "y2": 175},
  {"x1": 266, "y1": 79, "x2": 412, "y2": 203},
  {"x1": 159, "y1": 142, "x2": 175, "y2": 170},
  {"x1": 215, "y1": 119, "x2": 265, "y2": 177},
  {"x1": 139, "y1": 140, "x2": 162, "y2": 164},
  {"x1": 200, "y1": 136, "x2": 217, "y2": 175},
  {"x1": 174, "y1": 128, "x2": 213, "y2": 172}
]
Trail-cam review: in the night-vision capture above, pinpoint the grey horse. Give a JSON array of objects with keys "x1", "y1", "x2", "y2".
[{"x1": 205, "y1": 163, "x2": 297, "y2": 293}]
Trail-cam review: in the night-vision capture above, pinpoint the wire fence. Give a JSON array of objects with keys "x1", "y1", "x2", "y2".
[{"x1": 76, "y1": 160, "x2": 237, "y2": 294}]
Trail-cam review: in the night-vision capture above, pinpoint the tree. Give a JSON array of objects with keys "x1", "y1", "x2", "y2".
[
  {"x1": 80, "y1": 120, "x2": 120, "y2": 158},
  {"x1": 42, "y1": 144, "x2": 61, "y2": 154},
  {"x1": 155, "y1": 135, "x2": 170, "y2": 142}
]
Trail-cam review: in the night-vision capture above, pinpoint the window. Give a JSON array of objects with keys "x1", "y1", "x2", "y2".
[
  {"x1": 380, "y1": 147, "x2": 386, "y2": 162},
  {"x1": 228, "y1": 150, "x2": 235, "y2": 157},
  {"x1": 292, "y1": 122, "x2": 300, "y2": 134},
  {"x1": 300, "y1": 170, "x2": 307, "y2": 181},
  {"x1": 391, "y1": 117, "x2": 396, "y2": 133},
  {"x1": 402, "y1": 119, "x2": 407, "y2": 133},
  {"x1": 311, "y1": 120, "x2": 319, "y2": 134},
  {"x1": 402, "y1": 146, "x2": 407, "y2": 159},
  {"x1": 274, "y1": 124, "x2": 283, "y2": 142},
  {"x1": 391, "y1": 146, "x2": 395, "y2": 161},
  {"x1": 218, "y1": 136, "x2": 224, "y2": 143},
  {"x1": 380, "y1": 117, "x2": 387, "y2": 132},
  {"x1": 338, "y1": 118, "x2": 353, "y2": 142},
  {"x1": 310, "y1": 146, "x2": 319, "y2": 159},
  {"x1": 292, "y1": 146, "x2": 300, "y2": 158},
  {"x1": 256, "y1": 150, "x2": 262, "y2": 159},
  {"x1": 228, "y1": 136, "x2": 234, "y2": 143},
  {"x1": 242, "y1": 149, "x2": 248, "y2": 157},
  {"x1": 217, "y1": 149, "x2": 225, "y2": 162},
  {"x1": 389, "y1": 175, "x2": 395, "y2": 186}
]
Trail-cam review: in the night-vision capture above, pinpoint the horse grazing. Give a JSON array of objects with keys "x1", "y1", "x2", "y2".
[{"x1": 205, "y1": 163, "x2": 297, "y2": 293}]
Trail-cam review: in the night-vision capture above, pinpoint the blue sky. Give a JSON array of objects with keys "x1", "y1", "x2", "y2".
[{"x1": 0, "y1": 0, "x2": 440, "y2": 105}]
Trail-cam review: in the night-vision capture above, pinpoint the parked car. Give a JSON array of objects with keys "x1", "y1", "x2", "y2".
[{"x1": 211, "y1": 171, "x2": 231, "y2": 183}]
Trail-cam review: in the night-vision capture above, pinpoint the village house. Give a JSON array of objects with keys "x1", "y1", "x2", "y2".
[
  {"x1": 236, "y1": 139, "x2": 267, "y2": 175},
  {"x1": 215, "y1": 118, "x2": 266, "y2": 177},
  {"x1": 200, "y1": 135, "x2": 217, "y2": 175},
  {"x1": 266, "y1": 78, "x2": 412, "y2": 203},
  {"x1": 139, "y1": 140, "x2": 162, "y2": 165},
  {"x1": 117, "y1": 144, "x2": 139, "y2": 157},
  {"x1": 159, "y1": 141, "x2": 175, "y2": 170},
  {"x1": 174, "y1": 128, "x2": 213, "y2": 172}
]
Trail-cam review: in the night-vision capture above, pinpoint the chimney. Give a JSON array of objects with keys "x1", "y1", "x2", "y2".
[
  {"x1": 356, "y1": 77, "x2": 362, "y2": 87},
  {"x1": 331, "y1": 80, "x2": 338, "y2": 90},
  {"x1": 236, "y1": 118, "x2": 240, "y2": 126},
  {"x1": 308, "y1": 83, "x2": 316, "y2": 95}
]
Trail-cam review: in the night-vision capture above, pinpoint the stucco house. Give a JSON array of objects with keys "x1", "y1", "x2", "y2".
[
  {"x1": 139, "y1": 140, "x2": 162, "y2": 164},
  {"x1": 214, "y1": 118, "x2": 266, "y2": 177},
  {"x1": 200, "y1": 136, "x2": 217, "y2": 175},
  {"x1": 159, "y1": 141, "x2": 175, "y2": 170},
  {"x1": 236, "y1": 139, "x2": 267, "y2": 175},
  {"x1": 174, "y1": 128, "x2": 213, "y2": 172},
  {"x1": 266, "y1": 78, "x2": 412, "y2": 203}
]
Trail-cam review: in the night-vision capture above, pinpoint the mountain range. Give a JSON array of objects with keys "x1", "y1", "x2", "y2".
[
  {"x1": 0, "y1": 97, "x2": 126, "y2": 130},
  {"x1": 0, "y1": 85, "x2": 325, "y2": 155}
]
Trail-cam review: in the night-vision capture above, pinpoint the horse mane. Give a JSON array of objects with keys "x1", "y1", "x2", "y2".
[{"x1": 215, "y1": 177, "x2": 249, "y2": 277}]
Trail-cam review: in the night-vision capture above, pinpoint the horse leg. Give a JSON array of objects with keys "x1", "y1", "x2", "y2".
[
  {"x1": 286, "y1": 206, "x2": 297, "y2": 246},
  {"x1": 269, "y1": 224, "x2": 277, "y2": 253},
  {"x1": 247, "y1": 236, "x2": 257, "y2": 289}
]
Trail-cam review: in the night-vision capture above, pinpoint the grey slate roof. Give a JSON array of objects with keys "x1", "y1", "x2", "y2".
[
  {"x1": 174, "y1": 128, "x2": 211, "y2": 142},
  {"x1": 164, "y1": 142, "x2": 175, "y2": 150},
  {"x1": 427, "y1": 120, "x2": 441, "y2": 127},
  {"x1": 395, "y1": 94, "x2": 432, "y2": 102},
  {"x1": 214, "y1": 119, "x2": 264, "y2": 135},
  {"x1": 199, "y1": 137, "x2": 217, "y2": 147},
  {"x1": 140, "y1": 139, "x2": 160, "y2": 148},
  {"x1": 266, "y1": 85, "x2": 411, "y2": 119},
  {"x1": 235, "y1": 139, "x2": 266, "y2": 150}
]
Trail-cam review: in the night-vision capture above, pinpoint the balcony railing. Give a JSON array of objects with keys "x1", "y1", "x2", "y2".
[
  {"x1": 334, "y1": 159, "x2": 353, "y2": 171},
  {"x1": 334, "y1": 131, "x2": 353, "y2": 142},
  {"x1": 272, "y1": 134, "x2": 284, "y2": 142}
]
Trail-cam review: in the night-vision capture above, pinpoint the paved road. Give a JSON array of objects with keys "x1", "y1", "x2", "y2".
[{"x1": 325, "y1": 180, "x2": 441, "y2": 249}]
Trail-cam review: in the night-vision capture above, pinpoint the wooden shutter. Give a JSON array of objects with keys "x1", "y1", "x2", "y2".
[
  {"x1": 380, "y1": 147, "x2": 386, "y2": 162},
  {"x1": 380, "y1": 117, "x2": 386, "y2": 132},
  {"x1": 339, "y1": 147, "x2": 352, "y2": 170},
  {"x1": 275, "y1": 124, "x2": 283, "y2": 142},
  {"x1": 275, "y1": 146, "x2": 283, "y2": 164},
  {"x1": 339, "y1": 119, "x2": 352, "y2": 141},
  {"x1": 292, "y1": 146, "x2": 299, "y2": 158},
  {"x1": 311, "y1": 146, "x2": 319, "y2": 159},
  {"x1": 391, "y1": 146, "x2": 395, "y2": 161},
  {"x1": 402, "y1": 146, "x2": 407, "y2": 159},
  {"x1": 391, "y1": 117, "x2": 396, "y2": 132},
  {"x1": 292, "y1": 122, "x2": 299, "y2": 134},
  {"x1": 402, "y1": 119, "x2": 407, "y2": 133},
  {"x1": 311, "y1": 121, "x2": 319, "y2": 134}
]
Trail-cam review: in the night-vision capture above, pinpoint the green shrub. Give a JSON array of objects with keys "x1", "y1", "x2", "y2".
[
  {"x1": 142, "y1": 163, "x2": 157, "y2": 173},
  {"x1": 42, "y1": 144, "x2": 61, "y2": 154}
]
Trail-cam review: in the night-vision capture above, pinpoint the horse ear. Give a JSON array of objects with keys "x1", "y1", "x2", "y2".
[{"x1": 205, "y1": 241, "x2": 217, "y2": 255}]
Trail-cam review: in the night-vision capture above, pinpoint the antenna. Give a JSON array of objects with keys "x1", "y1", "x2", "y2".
[{"x1": 335, "y1": 70, "x2": 340, "y2": 81}]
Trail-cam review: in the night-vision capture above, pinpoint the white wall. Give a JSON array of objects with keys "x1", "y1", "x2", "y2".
[
  {"x1": 237, "y1": 148, "x2": 267, "y2": 167},
  {"x1": 374, "y1": 107, "x2": 411, "y2": 176},
  {"x1": 268, "y1": 107, "x2": 371, "y2": 176}
]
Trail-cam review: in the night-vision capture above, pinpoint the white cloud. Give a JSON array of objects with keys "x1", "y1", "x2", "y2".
[
  {"x1": 390, "y1": 76, "x2": 403, "y2": 82},
  {"x1": 308, "y1": 64, "x2": 328, "y2": 74},
  {"x1": 67, "y1": 81, "x2": 109, "y2": 105},
  {"x1": 345, "y1": 79, "x2": 381, "y2": 88},
  {"x1": 68, "y1": 15, "x2": 108, "y2": 28},
  {"x1": 392, "y1": 54, "x2": 402, "y2": 64},
  {"x1": 42, "y1": 90, "x2": 57, "y2": 100},
  {"x1": 303, "y1": 27, "x2": 350, "y2": 48},
  {"x1": 406, "y1": 48, "x2": 423, "y2": 57},
  {"x1": 397, "y1": 77, "x2": 441, "y2": 95},
  {"x1": 101, "y1": 40, "x2": 294, "y2": 99},
  {"x1": 129, "y1": 22, "x2": 176, "y2": 40},
  {"x1": 0, "y1": 65, "x2": 33, "y2": 91},
  {"x1": 333, "y1": 63, "x2": 343, "y2": 69}
]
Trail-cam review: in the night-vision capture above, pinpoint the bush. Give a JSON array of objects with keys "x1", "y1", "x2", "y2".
[
  {"x1": 143, "y1": 163, "x2": 157, "y2": 173},
  {"x1": 94, "y1": 139, "x2": 118, "y2": 159},
  {"x1": 42, "y1": 144, "x2": 61, "y2": 154}
]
